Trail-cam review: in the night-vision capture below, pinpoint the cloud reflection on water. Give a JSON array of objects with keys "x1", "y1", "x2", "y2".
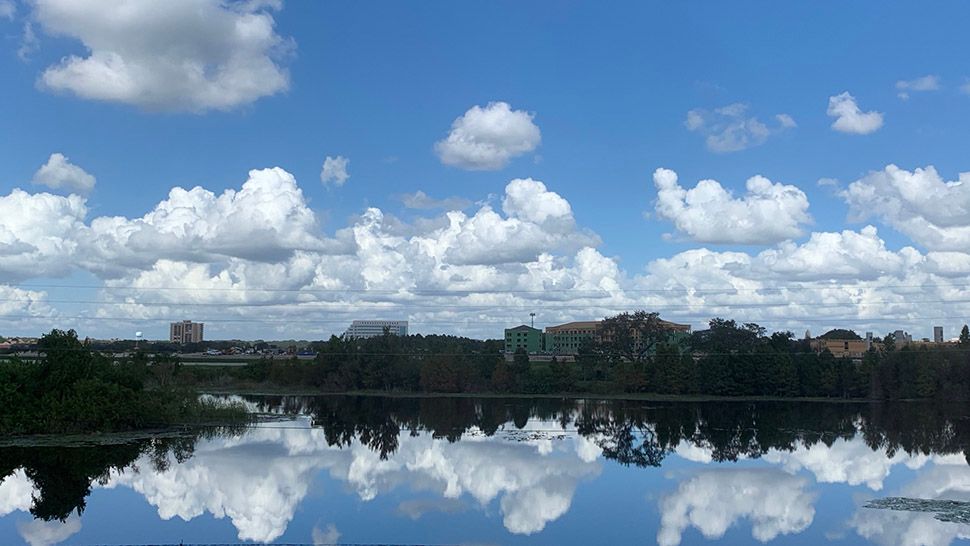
[
  {"x1": 103, "y1": 418, "x2": 601, "y2": 541},
  {"x1": 657, "y1": 468, "x2": 815, "y2": 546},
  {"x1": 5, "y1": 400, "x2": 970, "y2": 544}
]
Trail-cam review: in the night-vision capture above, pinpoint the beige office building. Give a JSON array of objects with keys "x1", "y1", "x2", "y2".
[
  {"x1": 170, "y1": 320, "x2": 204, "y2": 344},
  {"x1": 544, "y1": 318, "x2": 691, "y2": 355},
  {"x1": 811, "y1": 338, "x2": 869, "y2": 359}
]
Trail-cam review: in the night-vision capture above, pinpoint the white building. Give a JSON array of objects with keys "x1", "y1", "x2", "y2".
[{"x1": 342, "y1": 320, "x2": 408, "y2": 339}]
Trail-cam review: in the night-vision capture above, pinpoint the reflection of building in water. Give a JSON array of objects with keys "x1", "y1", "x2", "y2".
[
  {"x1": 342, "y1": 320, "x2": 408, "y2": 339},
  {"x1": 170, "y1": 320, "x2": 204, "y2": 343}
]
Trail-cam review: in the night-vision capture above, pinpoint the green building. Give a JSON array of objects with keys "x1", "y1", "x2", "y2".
[{"x1": 504, "y1": 325, "x2": 544, "y2": 354}]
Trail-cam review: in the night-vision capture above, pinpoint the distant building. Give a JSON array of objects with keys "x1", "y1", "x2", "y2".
[
  {"x1": 170, "y1": 320, "x2": 204, "y2": 344},
  {"x1": 545, "y1": 321, "x2": 602, "y2": 354},
  {"x1": 894, "y1": 329, "x2": 913, "y2": 346},
  {"x1": 934, "y1": 326, "x2": 944, "y2": 344},
  {"x1": 343, "y1": 320, "x2": 408, "y2": 339},
  {"x1": 505, "y1": 317, "x2": 691, "y2": 355},
  {"x1": 504, "y1": 325, "x2": 544, "y2": 354},
  {"x1": 811, "y1": 338, "x2": 869, "y2": 360}
]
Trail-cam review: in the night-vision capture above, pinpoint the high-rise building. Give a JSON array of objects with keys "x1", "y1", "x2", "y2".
[
  {"x1": 342, "y1": 320, "x2": 408, "y2": 339},
  {"x1": 934, "y1": 326, "x2": 944, "y2": 343},
  {"x1": 170, "y1": 320, "x2": 204, "y2": 344}
]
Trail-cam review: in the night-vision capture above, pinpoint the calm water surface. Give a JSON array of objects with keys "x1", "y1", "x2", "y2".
[{"x1": 2, "y1": 396, "x2": 970, "y2": 545}]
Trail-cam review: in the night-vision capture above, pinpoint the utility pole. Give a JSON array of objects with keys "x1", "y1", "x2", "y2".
[{"x1": 530, "y1": 312, "x2": 536, "y2": 329}]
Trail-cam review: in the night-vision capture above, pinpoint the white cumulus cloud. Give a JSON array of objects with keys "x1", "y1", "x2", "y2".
[
  {"x1": 435, "y1": 102, "x2": 541, "y2": 170},
  {"x1": 85, "y1": 167, "x2": 330, "y2": 274},
  {"x1": 31, "y1": 153, "x2": 96, "y2": 194},
  {"x1": 502, "y1": 178, "x2": 575, "y2": 231},
  {"x1": 320, "y1": 156, "x2": 349, "y2": 186},
  {"x1": 652, "y1": 167, "x2": 811, "y2": 244},
  {"x1": 31, "y1": 0, "x2": 292, "y2": 112},
  {"x1": 756, "y1": 225, "x2": 918, "y2": 281},
  {"x1": 828, "y1": 92, "x2": 884, "y2": 134},
  {"x1": 9, "y1": 161, "x2": 970, "y2": 340},
  {"x1": 0, "y1": 189, "x2": 87, "y2": 280},
  {"x1": 841, "y1": 164, "x2": 970, "y2": 250}
]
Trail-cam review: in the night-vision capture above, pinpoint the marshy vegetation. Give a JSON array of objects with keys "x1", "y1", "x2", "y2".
[{"x1": 0, "y1": 329, "x2": 250, "y2": 435}]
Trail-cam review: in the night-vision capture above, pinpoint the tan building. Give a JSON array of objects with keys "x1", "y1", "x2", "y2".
[
  {"x1": 544, "y1": 318, "x2": 691, "y2": 355},
  {"x1": 170, "y1": 320, "x2": 204, "y2": 344},
  {"x1": 811, "y1": 338, "x2": 869, "y2": 359},
  {"x1": 545, "y1": 321, "x2": 602, "y2": 354}
]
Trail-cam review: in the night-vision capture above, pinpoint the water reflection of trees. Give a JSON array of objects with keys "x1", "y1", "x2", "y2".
[
  {"x1": 0, "y1": 428, "x2": 243, "y2": 522},
  {"x1": 6, "y1": 397, "x2": 970, "y2": 527},
  {"x1": 249, "y1": 396, "x2": 970, "y2": 468}
]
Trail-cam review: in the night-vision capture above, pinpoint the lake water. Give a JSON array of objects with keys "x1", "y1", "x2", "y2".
[{"x1": 2, "y1": 396, "x2": 970, "y2": 545}]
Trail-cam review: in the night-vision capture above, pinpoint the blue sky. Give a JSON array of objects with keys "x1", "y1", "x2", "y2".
[{"x1": 1, "y1": 1, "x2": 970, "y2": 339}]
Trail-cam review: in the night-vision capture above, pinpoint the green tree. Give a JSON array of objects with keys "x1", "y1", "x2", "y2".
[
  {"x1": 960, "y1": 325, "x2": 970, "y2": 348},
  {"x1": 512, "y1": 348, "x2": 531, "y2": 389},
  {"x1": 599, "y1": 311, "x2": 670, "y2": 363},
  {"x1": 882, "y1": 332, "x2": 896, "y2": 353},
  {"x1": 915, "y1": 350, "x2": 940, "y2": 398},
  {"x1": 420, "y1": 356, "x2": 461, "y2": 392},
  {"x1": 550, "y1": 357, "x2": 577, "y2": 392},
  {"x1": 491, "y1": 358, "x2": 513, "y2": 392}
]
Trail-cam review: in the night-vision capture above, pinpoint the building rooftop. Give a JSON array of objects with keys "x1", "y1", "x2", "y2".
[{"x1": 545, "y1": 321, "x2": 601, "y2": 332}]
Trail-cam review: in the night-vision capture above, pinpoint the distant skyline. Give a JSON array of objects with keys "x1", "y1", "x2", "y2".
[{"x1": 2, "y1": 1, "x2": 970, "y2": 340}]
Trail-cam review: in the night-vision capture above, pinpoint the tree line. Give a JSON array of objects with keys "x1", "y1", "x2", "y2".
[{"x1": 156, "y1": 312, "x2": 970, "y2": 401}]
